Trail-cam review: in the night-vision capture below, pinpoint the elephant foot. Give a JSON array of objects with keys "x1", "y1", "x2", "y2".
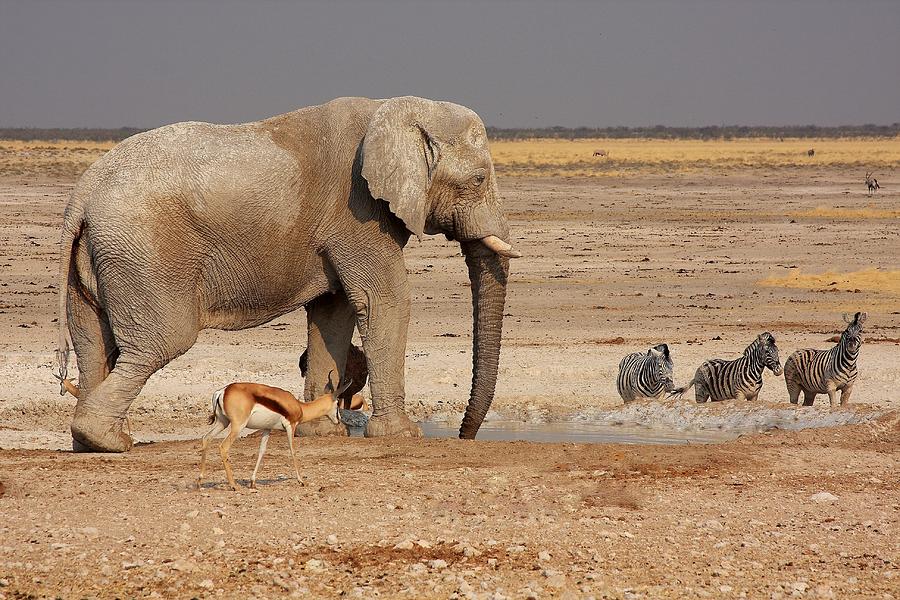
[
  {"x1": 71, "y1": 413, "x2": 133, "y2": 453},
  {"x1": 365, "y1": 412, "x2": 423, "y2": 438},
  {"x1": 296, "y1": 415, "x2": 349, "y2": 437}
]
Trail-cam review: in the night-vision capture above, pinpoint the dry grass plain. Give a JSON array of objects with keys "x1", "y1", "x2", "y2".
[{"x1": 0, "y1": 138, "x2": 898, "y2": 598}]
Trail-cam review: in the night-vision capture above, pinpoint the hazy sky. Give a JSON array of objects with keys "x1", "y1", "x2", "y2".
[{"x1": 2, "y1": 0, "x2": 898, "y2": 128}]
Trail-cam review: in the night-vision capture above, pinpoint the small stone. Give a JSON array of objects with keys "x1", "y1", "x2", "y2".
[
  {"x1": 810, "y1": 492, "x2": 838, "y2": 503},
  {"x1": 546, "y1": 574, "x2": 566, "y2": 588},
  {"x1": 0, "y1": 578, "x2": 8, "y2": 587},
  {"x1": 463, "y1": 546, "x2": 481, "y2": 558},
  {"x1": 122, "y1": 561, "x2": 142, "y2": 570},
  {"x1": 620, "y1": 531, "x2": 635, "y2": 539},
  {"x1": 50, "y1": 543, "x2": 69, "y2": 550},
  {"x1": 720, "y1": 585, "x2": 733, "y2": 593},
  {"x1": 791, "y1": 581, "x2": 808, "y2": 593},
  {"x1": 212, "y1": 527, "x2": 224, "y2": 535},
  {"x1": 326, "y1": 534, "x2": 338, "y2": 546},
  {"x1": 704, "y1": 519, "x2": 725, "y2": 531},
  {"x1": 304, "y1": 559, "x2": 325, "y2": 573},
  {"x1": 393, "y1": 540, "x2": 414, "y2": 550},
  {"x1": 179, "y1": 522, "x2": 191, "y2": 532},
  {"x1": 506, "y1": 545, "x2": 526, "y2": 553},
  {"x1": 522, "y1": 588, "x2": 538, "y2": 600},
  {"x1": 198, "y1": 579, "x2": 214, "y2": 590},
  {"x1": 415, "y1": 539, "x2": 432, "y2": 548},
  {"x1": 80, "y1": 527, "x2": 99, "y2": 537},
  {"x1": 538, "y1": 551, "x2": 551, "y2": 561},
  {"x1": 429, "y1": 559, "x2": 448, "y2": 570},
  {"x1": 186, "y1": 510, "x2": 199, "y2": 519}
]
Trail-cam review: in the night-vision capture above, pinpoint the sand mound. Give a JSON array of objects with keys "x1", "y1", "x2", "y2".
[{"x1": 759, "y1": 267, "x2": 900, "y2": 295}]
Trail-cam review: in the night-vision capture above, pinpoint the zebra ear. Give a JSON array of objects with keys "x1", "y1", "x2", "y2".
[
  {"x1": 856, "y1": 312, "x2": 867, "y2": 325},
  {"x1": 649, "y1": 347, "x2": 662, "y2": 358},
  {"x1": 842, "y1": 313, "x2": 852, "y2": 324}
]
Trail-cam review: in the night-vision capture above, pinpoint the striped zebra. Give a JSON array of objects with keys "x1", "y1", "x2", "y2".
[
  {"x1": 784, "y1": 312, "x2": 866, "y2": 407},
  {"x1": 671, "y1": 333, "x2": 782, "y2": 402},
  {"x1": 617, "y1": 344, "x2": 674, "y2": 403}
]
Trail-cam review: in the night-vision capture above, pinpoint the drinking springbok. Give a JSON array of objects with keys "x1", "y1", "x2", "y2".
[
  {"x1": 198, "y1": 372, "x2": 351, "y2": 491},
  {"x1": 784, "y1": 312, "x2": 866, "y2": 407}
]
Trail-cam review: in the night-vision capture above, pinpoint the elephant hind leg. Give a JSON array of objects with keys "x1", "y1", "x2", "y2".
[
  {"x1": 71, "y1": 314, "x2": 199, "y2": 452},
  {"x1": 66, "y1": 284, "x2": 118, "y2": 396}
]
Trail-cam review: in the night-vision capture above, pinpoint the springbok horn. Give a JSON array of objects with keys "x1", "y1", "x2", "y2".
[{"x1": 481, "y1": 235, "x2": 523, "y2": 258}]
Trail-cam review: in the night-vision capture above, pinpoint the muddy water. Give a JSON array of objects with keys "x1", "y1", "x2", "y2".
[{"x1": 420, "y1": 421, "x2": 738, "y2": 444}]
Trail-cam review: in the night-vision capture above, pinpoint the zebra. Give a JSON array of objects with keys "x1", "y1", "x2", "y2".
[
  {"x1": 865, "y1": 172, "x2": 880, "y2": 195},
  {"x1": 616, "y1": 344, "x2": 675, "y2": 403},
  {"x1": 671, "y1": 333, "x2": 782, "y2": 402},
  {"x1": 784, "y1": 312, "x2": 866, "y2": 407}
]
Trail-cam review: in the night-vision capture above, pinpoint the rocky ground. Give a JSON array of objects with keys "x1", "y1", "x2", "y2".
[{"x1": 0, "y1": 159, "x2": 898, "y2": 597}]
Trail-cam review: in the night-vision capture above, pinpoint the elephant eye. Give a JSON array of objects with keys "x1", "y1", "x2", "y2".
[{"x1": 470, "y1": 170, "x2": 487, "y2": 186}]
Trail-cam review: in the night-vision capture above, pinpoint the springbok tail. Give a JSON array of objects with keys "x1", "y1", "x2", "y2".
[{"x1": 208, "y1": 388, "x2": 226, "y2": 424}]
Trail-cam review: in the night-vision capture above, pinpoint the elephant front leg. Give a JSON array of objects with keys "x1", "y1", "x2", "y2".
[{"x1": 346, "y1": 290, "x2": 421, "y2": 439}]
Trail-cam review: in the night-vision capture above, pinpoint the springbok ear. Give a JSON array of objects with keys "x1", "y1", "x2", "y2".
[
  {"x1": 324, "y1": 369, "x2": 336, "y2": 394},
  {"x1": 362, "y1": 97, "x2": 441, "y2": 239}
]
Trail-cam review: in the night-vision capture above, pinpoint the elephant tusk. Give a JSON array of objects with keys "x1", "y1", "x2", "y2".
[{"x1": 480, "y1": 235, "x2": 522, "y2": 258}]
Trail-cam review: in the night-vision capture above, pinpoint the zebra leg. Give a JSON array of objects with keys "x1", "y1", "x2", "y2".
[
  {"x1": 839, "y1": 385, "x2": 853, "y2": 406},
  {"x1": 802, "y1": 391, "x2": 815, "y2": 407},
  {"x1": 695, "y1": 382, "x2": 710, "y2": 403},
  {"x1": 825, "y1": 383, "x2": 838, "y2": 408},
  {"x1": 786, "y1": 380, "x2": 801, "y2": 405}
]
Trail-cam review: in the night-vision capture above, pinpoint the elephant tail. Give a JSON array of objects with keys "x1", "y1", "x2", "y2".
[{"x1": 55, "y1": 200, "x2": 86, "y2": 394}]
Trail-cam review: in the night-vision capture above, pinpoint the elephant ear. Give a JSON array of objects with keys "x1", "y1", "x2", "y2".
[{"x1": 362, "y1": 97, "x2": 441, "y2": 239}]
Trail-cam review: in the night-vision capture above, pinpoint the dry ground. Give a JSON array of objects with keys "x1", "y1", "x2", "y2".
[{"x1": 0, "y1": 139, "x2": 898, "y2": 598}]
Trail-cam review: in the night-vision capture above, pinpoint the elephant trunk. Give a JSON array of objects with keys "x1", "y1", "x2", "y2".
[{"x1": 459, "y1": 244, "x2": 509, "y2": 439}]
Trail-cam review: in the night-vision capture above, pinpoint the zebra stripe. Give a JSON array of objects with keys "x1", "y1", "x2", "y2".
[
  {"x1": 617, "y1": 344, "x2": 674, "y2": 402},
  {"x1": 784, "y1": 312, "x2": 865, "y2": 407},
  {"x1": 672, "y1": 332, "x2": 782, "y2": 402}
]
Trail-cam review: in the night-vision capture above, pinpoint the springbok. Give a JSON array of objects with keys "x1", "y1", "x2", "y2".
[
  {"x1": 198, "y1": 372, "x2": 351, "y2": 491},
  {"x1": 807, "y1": 148, "x2": 815, "y2": 157},
  {"x1": 866, "y1": 172, "x2": 880, "y2": 195},
  {"x1": 593, "y1": 149, "x2": 608, "y2": 157}
]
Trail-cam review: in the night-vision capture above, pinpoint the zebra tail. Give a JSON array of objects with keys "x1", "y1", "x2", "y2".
[{"x1": 668, "y1": 378, "x2": 696, "y2": 400}]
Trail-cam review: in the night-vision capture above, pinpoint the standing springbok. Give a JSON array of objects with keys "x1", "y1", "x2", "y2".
[
  {"x1": 865, "y1": 172, "x2": 880, "y2": 195},
  {"x1": 784, "y1": 312, "x2": 866, "y2": 407},
  {"x1": 198, "y1": 372, "x2": 351, "y2": 491}
]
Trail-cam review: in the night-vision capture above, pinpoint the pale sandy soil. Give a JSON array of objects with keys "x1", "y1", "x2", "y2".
[{"x1": 0, "y1": 154, "x2": 898, "y2": 598}]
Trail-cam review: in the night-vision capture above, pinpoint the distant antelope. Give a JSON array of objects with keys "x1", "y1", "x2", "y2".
[
  {"x1": 807, "y1": 148, "x2": 815, "y2": 157},
  {"x1": 865, "y1": 172, "x2": 880, "y2": 195},
  {"x1": 593, "y1": 149, "x2": 608, "y2": 157}
]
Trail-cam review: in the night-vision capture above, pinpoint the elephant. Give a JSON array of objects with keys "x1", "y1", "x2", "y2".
[{"x1": 55, "y1": 96, "x2": 520, "y2": 452}]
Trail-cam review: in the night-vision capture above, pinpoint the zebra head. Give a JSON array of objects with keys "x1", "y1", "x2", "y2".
[
  {"x1": 756, "y1": 332, "x2": 783, "y2": 376},
  {"x1": 649, "y1": 343, "x2": 675, "y2": 392},
  {"x1": 841, "y1": 312, "x2": 867, "y2": 352}
]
